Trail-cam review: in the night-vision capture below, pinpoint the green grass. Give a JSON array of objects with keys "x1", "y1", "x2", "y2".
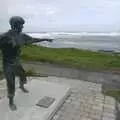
[
  {"x1": 103, "y1": 89, "x2": 120, "y2": 102},
  {"x1": 0, "y1": 67, "x2": 47, "y2": 80},
  {"x1": 0, "y1": 68, "x2": 41, "y2": 80},
  {"x1": 0, "y1": 70, "x2": 4, "y2": 80},
  {"x1": 21, "y1": 45, "x2": 120, "y2": 71}
]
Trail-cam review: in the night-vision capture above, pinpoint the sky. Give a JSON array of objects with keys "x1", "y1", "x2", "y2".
[{"x1": 1, "y1": 0, "x2": 120, "y2": 32}]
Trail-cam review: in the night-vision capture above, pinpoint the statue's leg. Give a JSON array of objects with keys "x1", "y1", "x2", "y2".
[
  {"x1": 15, "y1": 64, "x2": 29, "y2": 93},
  {"x1": 3, "y1": 64, "x2": 17, "y2": 111}
]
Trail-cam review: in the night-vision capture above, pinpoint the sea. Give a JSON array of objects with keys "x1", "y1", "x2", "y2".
[{"x1": 27, "y1": 32, "x2": 120, "y2": 53}]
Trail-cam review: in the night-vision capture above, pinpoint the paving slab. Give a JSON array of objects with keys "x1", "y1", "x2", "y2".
[{"x1": 0, "y1": 79, "x2": 71, "y2": 120}]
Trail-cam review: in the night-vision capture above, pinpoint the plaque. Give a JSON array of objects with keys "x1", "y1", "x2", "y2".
[{"x1": 36, "y1": 96, "x2": 55, "y2": 108}]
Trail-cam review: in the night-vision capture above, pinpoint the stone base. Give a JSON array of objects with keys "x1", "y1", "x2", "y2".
[{"x1": 0, "y1": 79, "x2": 71, "y2": 120}]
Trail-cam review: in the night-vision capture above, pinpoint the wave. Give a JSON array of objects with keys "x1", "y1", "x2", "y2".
[
  {"x1": 27, "y1": 32, "x2": 120, "y2": 52},
  {"x1": 27, "y1": 32, "x2": 120, "y2": 38}
]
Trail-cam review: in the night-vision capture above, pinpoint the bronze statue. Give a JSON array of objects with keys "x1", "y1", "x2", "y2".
[{"x1": 0, "y1": 16, "x2": 53, "y2": 111}]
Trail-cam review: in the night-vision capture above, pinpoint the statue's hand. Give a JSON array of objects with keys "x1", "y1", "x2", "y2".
[{"x1": 46, "y1": 38, "x2": 54, "y2": 42}]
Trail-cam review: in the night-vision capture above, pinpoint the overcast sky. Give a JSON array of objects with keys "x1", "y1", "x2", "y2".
[{"x1": 1, "y1": 0, "x2": 120, "y2": 32}]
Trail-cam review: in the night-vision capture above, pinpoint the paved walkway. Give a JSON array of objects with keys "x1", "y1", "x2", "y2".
[
  {"x1": 0, "y1": 76, "x2": 117, "y2": 120},
  {"x1": 31, "y1": 77, "x2": 117, "y2": 120},
  {"x1": 22, "y1": 61, "x2": 120, "y2": 90}
]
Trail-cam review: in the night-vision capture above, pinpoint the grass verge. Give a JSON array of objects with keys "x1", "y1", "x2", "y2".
[
  {"x1": 0, "y1": 68, "x2": 47, "y2": 81},
  {"x1": 21, "y1": 45, "x2": 120, "y2": 71},
  {"x1": 103, "y1": 89, "x2": 120, "y2": 102}
]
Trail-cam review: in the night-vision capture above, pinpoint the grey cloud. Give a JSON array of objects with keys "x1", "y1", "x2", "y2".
[{"x1": 0, "y1": 0, "x2": 120, "y2": 32}]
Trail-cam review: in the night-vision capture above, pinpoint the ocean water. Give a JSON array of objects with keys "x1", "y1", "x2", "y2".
[{"x1": 27, "y1": 32, "x2": 120, "y2": 52}]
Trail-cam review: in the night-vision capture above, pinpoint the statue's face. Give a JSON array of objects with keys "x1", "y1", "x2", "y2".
[
  {"x1": 18, "y1": 24, "x2": 24, "y2": 32},
  {"x1": 11, "y1": 23, "x2": 24, "y2": 33}
]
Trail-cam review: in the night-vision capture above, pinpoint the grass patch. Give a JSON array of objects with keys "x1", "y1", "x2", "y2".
[
  {"x1": 24, "y1": 68, "x2": 48, "y2": 77},
  {"x1": 21, "y1": 45, "x2": 120, "y2": 71},
  {"x1": 24, "y1": 68, "x2": 36, "y2": 76},
  {"x1": 0, "y1": 68, "x2": 37, "y2": 80},
  {"x1": 0, "y1": 70, "x2": 4, "y2": 80},
  {"x1": 103, "y1": 89, "x2": 120, "y2": 102},
  {"x1": 0, "y1": 68, "x2": 47, "y2": 81}
]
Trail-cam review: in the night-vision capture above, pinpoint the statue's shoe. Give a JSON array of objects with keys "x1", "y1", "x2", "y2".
[
  {"x1": 19, "y1": 86, "x2": 29, "y2": 93},
  {"x1": 9, "y1": 103, "x2": 17, "y2": 111}
]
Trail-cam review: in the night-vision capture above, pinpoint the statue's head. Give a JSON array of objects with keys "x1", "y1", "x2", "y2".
[{"x1": 9, "y1": 16, "x2": 25, "y2": 33}]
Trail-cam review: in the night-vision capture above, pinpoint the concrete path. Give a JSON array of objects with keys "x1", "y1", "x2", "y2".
[
  {"x1": 29, "y1": 77, "x2": 118, "y2": 120},
  {"x1": 22, "y1": 61, "x2": 120, "y2": 90}
]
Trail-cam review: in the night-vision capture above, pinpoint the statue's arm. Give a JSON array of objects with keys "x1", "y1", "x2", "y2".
[
  {"x1": 22, "y1": 33, "x2": 53, "y2": 45},
  {"x1": 0, "y1": 34, "x2": 7, "y2": 48}
]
